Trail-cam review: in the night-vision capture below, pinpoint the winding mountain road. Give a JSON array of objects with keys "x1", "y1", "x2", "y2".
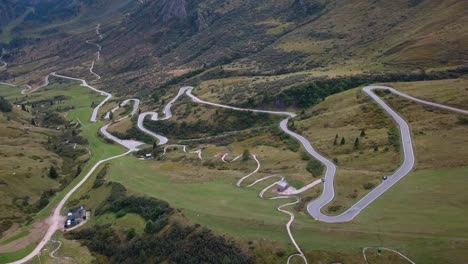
[
  {"x1": 5, "y1": 19, "x2": 468, "y2": 263},
  {"x1": 307, "y1": 85, "x2": 467, "y2": 222},
  {"x1": 51, "y1": 73, "x2": 111, "y2": 122},
  {"x1": 138, "y1": 85, "x2": 468, "y2": 224},
  {"x1": 134, "y1": 84, "x2": 467, "y2": 263},
  {"x1": 6, "y1": 24, "x2": 135, "y2": 264}
]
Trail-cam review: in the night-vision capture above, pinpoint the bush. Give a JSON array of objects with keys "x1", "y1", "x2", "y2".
[
  {"x1": 0, "y1": 96, "x2": 12, "y2": 112},
  {"x1": 387, "y1": 127, "x2": 400, "y2": 151},
  {"x1": 327, "y1": 204, "x2": 342, "y2": 212},
  {"x1": 49, "y1": 166, "x2": 58, "y2": 179},
  {"x1": 306, "y1": 160, "x2": 324, "y2": 177},
  {"x1": 363, "y1": 182, "x2": 375, "y2": 190},
  {"x1": 96, "y1": 183, "x2": 172, "y2": 222},
  {"x1": 458, "y1": 115, "x2": 468, "y2": 125},
  {"x1": 93, "y1": 165, "x2": 108, "y2": 188},
  {"x1": 300, "y1": 151, "x2": 311, "y2": 161}
]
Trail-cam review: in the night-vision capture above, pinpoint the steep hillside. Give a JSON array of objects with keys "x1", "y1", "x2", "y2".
[
  {"x1": 1, "y1": 0, "x2": 467, "y2": 99},
  {"x1": 271, "y1": 0, "x2": 468, "y2": 69},
  {"x1": 0, "y1": 1, "x2": 25, "y2": 28}
]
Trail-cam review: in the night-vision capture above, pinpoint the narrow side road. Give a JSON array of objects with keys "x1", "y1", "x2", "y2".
[{"x1": 8, "y1": 150, "x2": 133, "y2": 264}]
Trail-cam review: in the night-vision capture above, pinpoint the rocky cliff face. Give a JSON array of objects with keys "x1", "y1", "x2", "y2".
[{"x1": 159, "y1": 0, "x2": 187, "y2": 22}]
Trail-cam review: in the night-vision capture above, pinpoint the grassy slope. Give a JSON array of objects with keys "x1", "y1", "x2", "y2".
[
  {"x1": 0, "y1": 78, "x2": 125, "y2": 260},
  {"x1": 273, "y1": 0, "x2": 468, "y2": 71},
  {"x1": 6, "y1": 0, "x2": 466, "y2": 105},
  {"x1": 0, "y1": 7, "x2": 33, "y2": 43},
  {"x1": 3, "y1": 77, "x2": 467, "y2": 263},
  {"x1": 35, "y1": 79, "x2": 125, "y2": 218},
  {"x1": 23, "y1": 231, "x2": 95, "y2": 264},
  {"x1": 107, "y1": 78, "x2": 468, "y2": 263},
  {"x1": 0, "y1": 84, "x2": 63, "y2": 221},
  {"x1": 107, "y1": 157, "x2": 468, "y2": 263}
]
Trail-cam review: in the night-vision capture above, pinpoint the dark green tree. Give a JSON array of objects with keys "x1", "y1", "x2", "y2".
[
  {"x1": 289, "y1": 121, "x2": 295, "y2": 129},
  {"x1": 360, "y1": 129, "x2": 366, "y2": 137},
  {"x1": 333, "y1": 134, "x2": 338, "y2": 145},
  {"x1": 340, "y1": 137, "x2": 345, "y2": 145},
  {"x1": 151, "y1": 93, "x2": 160, "y2": 103},
  {"x1": 49, "y1": 166, "x2": 58, "y2": 179},
  {"x1": 242, "y1": 149, "x2": 250, "y2": 161},
  {"x1": 144, "y1": 220, "x2": 157, "y2": 234},
  {"x1": 127, "y1": 228, "x2": 136, "y2": 240},
  {"x1": 354, "y1": 137, "x2": 360, "y2": 149},
  {"x1": 152, "y1": 141, "x2": 159, "y2": 157},
  {"x1": 0, "y1": 96, "x2": 12, "y2": 112}
]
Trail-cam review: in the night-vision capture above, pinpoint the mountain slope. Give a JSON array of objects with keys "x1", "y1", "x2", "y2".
[
  {"x1": 1, "y1": 0, "x2": 467, "y2": 97},
  {"x1": 0, "y1": 1, "x2": 25, "y2": 28}
]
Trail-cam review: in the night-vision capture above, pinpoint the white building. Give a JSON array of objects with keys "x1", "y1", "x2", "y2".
[{"x1": 276, "y1": 180, "x2": 289, "y2": 192}]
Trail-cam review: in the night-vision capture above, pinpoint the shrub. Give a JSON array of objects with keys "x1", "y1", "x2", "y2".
[
  {"x1": 458, "y1": 115, "x2": 468, "y2": 125},
  {"x1": 49, "y1": 166, "x2": 58, "y2": 179},
  {"x1": 327, "y1": 204, "x2": 342, "y2": 212},
  {"x1": 300, "y1": 151, "x2": 311, "y2": 161},
  {"x1": 306, "y1": 160, "x2": 324, "y2": 177},
  {"x1": 363, "y1": 182, "x2": 375, "y2": 190},
  {"x1": 93, "y1": 165, "x2": 108, "y2": 188},
  {"x1": 387, "y1": 127, "x2": 400, "y2": 151},
  {"x1": 242, "y1": 149, "x2": 250, "y2": 161},
  {"x1": 0, "y1": 96, "x2": 12, "y2": 112}
]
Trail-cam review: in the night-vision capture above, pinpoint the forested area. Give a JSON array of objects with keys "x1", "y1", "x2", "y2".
[
  {"x1": 260, "y1": 66, "x2": 468, "y2": 108},
  {"x1": 143, "y1": 109, "x2": 277, "y2": 139}
]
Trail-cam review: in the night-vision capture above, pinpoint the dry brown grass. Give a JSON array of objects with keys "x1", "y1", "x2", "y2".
[
  {"x1": 107, "y1": 117, "x2": 132, "y2": 134},
  {"x1": 382, "y1": 79, "x2": 468, "y2": 170}
]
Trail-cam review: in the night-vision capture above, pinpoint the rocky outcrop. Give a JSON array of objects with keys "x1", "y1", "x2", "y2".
[
  {"x1": 193, "y1": 8, "x2": 216, "y2": 32},
  {"x1": 159, "y1": 0, "x2": 187, "y2": 22}
]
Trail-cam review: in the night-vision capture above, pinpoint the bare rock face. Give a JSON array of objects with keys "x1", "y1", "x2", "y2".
[
  {"x1": 159, "y1": 0, "x2": 187, "y2": 22},
  {"x1": 193, "y1": 8, "x2": 215, "y2": 32}
]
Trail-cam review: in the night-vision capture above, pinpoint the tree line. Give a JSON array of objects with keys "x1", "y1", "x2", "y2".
[{"x1": 257, "y1": 66, "x2": 468, "y2": 108}]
